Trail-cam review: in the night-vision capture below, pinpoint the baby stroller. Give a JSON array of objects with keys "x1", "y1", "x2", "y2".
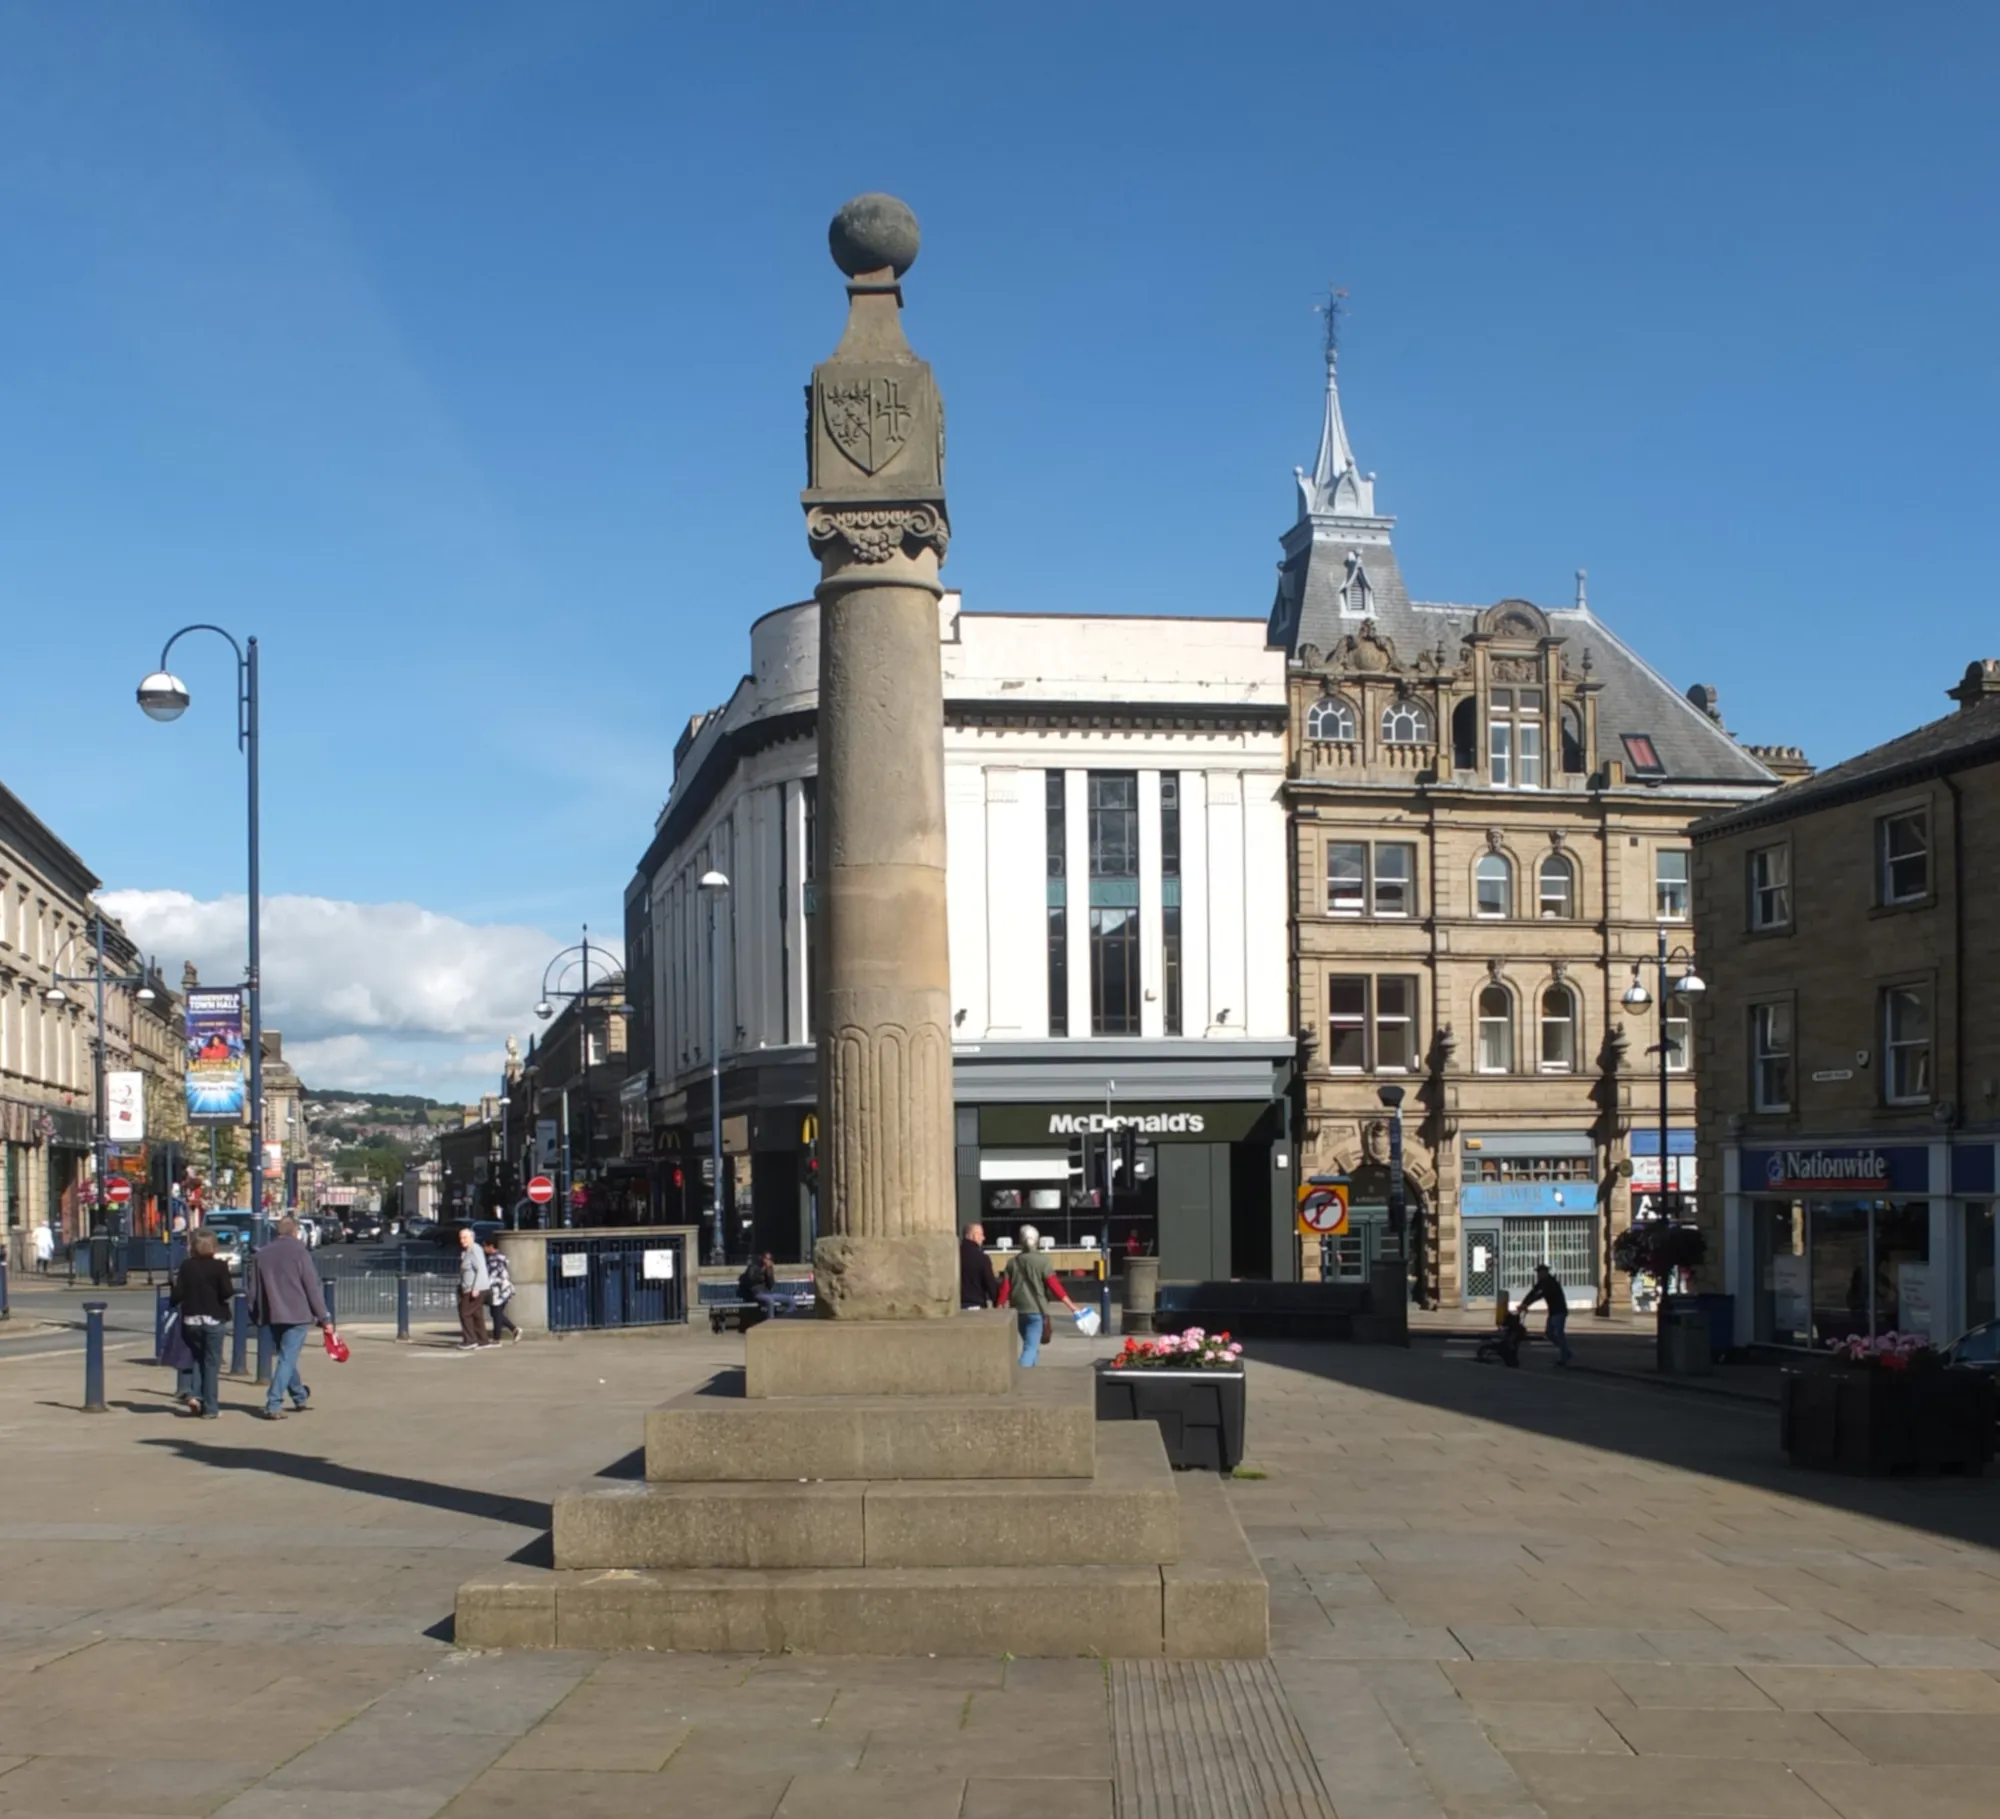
[{"x1": 1475, "y1": 1310, "x2": 1529, "y2": 1369}]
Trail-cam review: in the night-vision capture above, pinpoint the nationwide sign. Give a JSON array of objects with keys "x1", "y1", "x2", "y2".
[{"x1": 1741, "y1": 1146, "x2": 1929, "y2": 1194}]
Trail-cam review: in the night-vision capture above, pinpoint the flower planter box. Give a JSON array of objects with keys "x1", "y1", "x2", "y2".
[
  {"x1": 1095, "y1": 1364, "x2": 1246, "y2": 1472},
  {"x1": 1780, "y1": 1367, "x2": 1997, "y2": 1476}
]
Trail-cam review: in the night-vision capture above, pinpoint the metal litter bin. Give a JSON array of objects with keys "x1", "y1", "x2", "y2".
[{"x1": 1663, "y1": 1306, "x2": 1712, "y2": 1377}]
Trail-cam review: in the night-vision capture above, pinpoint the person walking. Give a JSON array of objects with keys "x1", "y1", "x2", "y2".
[
  {"x1": 246, "y1": 1216, "x2": 331, "y2": 1419},
  {"x1": 997, "y1": 1224, "x2": 1072, "y2": 1367},
  {"x1": 170, "y1": 1229, "x2": 234, "y2": 1418},
  {"x1": 32, "y1": 1221, "x2": 54, "y2": 1275},
  {"x1": 1518, "y1": 1263, "x2": 1573, "y2": 1366},
  {"x1": 482, "y1": 1235, "x2": 520, "y2": 1345},
  {"x1": 958, "y1": 1222, "x2": 1000, "y2": 1311},
  {"x1": 456, "y1": 1226, "x2": 492, "y2": 1350}
]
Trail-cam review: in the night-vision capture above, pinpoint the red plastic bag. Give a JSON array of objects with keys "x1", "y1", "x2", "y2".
[{"x1": 322, "y1": 1327, "x2": 351, "y2": 1364}]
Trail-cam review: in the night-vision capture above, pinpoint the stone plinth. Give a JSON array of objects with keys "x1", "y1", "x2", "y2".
[{"x1": 744, "y1": 1309, "x2": 1015, "y2": 1398}]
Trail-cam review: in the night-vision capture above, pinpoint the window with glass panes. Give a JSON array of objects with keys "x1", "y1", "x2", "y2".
[
  {"x1": 1748, "y1": 844, "x2": 1790, "y2": 929},
  {"x1": 1539, "y1": 987, "x2": 1577, "y2": 1073},
  {"x1": 1884, "y1": 985, "x2": 1931, "y2": 1104},
  {"x1": 1477, "y1": 985, "x2": 1514, "y2": 1072},
  {"x1": 1045, "y1": 771, "x2": 1067, "y2": 1036},
  {"x1": 1327, "y1": 841, "x2": 1415, "y2": 918},
  {"x1": 1537, "y1": 853, "x2": 1575, "y2": 918},
  {"x1": 1655, "y1": 849, "x2": 1690, "y2": 921},
  {"x1": 1487, "y1": 688, "x2": 1544, "y2": 788},
  {"x1": 1160, "y1": 773, "x2": 1182, "y2": 1037},
  {"x1": 1752, "y1": 1002, "x2": 1792, "y2": 1111},
  {"x1": 1087, "y1": 772, "x2": 1140, "y2": 1036},
  {"x1": 1324, "y1": 975, "x2": 1417, "y2": 1072},
  {"x1": 1879, "y1": 810, "x2": 1929, "y2": 905}
]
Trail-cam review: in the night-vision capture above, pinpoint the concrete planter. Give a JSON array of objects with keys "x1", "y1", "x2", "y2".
[
  {"x1": 1095, "y1": 1364, "x2": 1246, "y2": 1472},
  {"x1": 1780, "y1": 1367, "x2": 1997, "y2": 1476}
]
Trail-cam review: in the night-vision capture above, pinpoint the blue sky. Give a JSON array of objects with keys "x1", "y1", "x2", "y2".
[{"x1": 3, "y1": 1, "x2": 1995, "y2": 1097}]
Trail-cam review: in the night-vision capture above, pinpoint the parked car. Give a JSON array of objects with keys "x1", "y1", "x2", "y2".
[
  {"x1": 344, "y1": 1214, "x2": 383, "y2": 1243},
  {"x1": 1942, "y1": 1320, "x2": 2000, "y2": 1372}
]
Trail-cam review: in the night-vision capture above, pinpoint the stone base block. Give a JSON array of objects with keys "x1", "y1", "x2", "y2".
[
  {"x1": 561, "y1": 1423, "x2": 1174, "y2": 1570},
  {"x1": 457, "y1": 1562, "x2": 1164, "y2": 1658},
  {"x1": 812, "y1": 1230, "x2": 959, "y2": 1321},
  {"x1": 1162, "y1": 1472, "x2": 1268, "y2": 1660},
  {"x1": 645, "y1": 1366, "x2": 1094, "y2": 1481},
  {"x1": 746, "y1": 1309, "x2": 1015, "y2": 1398}
]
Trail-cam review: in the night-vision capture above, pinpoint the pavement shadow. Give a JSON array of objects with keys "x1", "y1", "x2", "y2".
[
  {"x1": 138, "y1": 1437, "x2": 553, "y2": 1529},
  {"x1": 1254, "y1": 1338, "x2": 2000, "y2": 1553}
]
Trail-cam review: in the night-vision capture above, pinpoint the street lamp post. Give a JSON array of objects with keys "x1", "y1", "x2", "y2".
[
  {"x1": 1377, "y1": 1083, "x2": 1411, "y2": 1302},
  {"x1": 534, "y1": 927, "x2": 628, "y2": 1230},
  {"x1": 47, "y1": 915, "x2": 157, "y2": 1247},
  {"x1": 698, "y1": 872, "x2": 730, "y2": 1266},
  {"x1": 1621, "y1": 926, "x2": 1706, "y2": 1233},
  {"x1": 138, "y1": 628, "x2": 262, "y2": 1210}
]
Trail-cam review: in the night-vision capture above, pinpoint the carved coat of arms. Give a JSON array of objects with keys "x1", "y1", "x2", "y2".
[{"x1": 820, "y1": 371, "x2": 913, "y2": 475}]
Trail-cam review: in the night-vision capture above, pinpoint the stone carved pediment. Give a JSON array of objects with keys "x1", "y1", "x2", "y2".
[
  {"x1": 1327, "y1": 619, "x2": 1402, "y2": 677},
  {"x1": 1480, "y1": 598, "x2": 1550, "y2": 641}
]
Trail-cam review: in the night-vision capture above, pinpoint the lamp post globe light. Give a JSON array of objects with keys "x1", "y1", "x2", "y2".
[
  {"x1": 534, "y1": 927, "x2": 625, "y2": 1229},
  {"x1": 136, "y1": 627, "x2": 263, "y2": 1213},
  {"x1": 697, "y1": 870, "x2": 730, "y2": 1266}
]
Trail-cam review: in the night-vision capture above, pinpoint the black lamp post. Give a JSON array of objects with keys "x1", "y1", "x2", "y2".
[
  {"x1": 47, "y1": 915, "x2": 158, "y2": 1245},
  {"x1": 534, "y1": 927, "x2": 628, "y2": 1229},
  {"x1": 1621, "y1": 927, "x2": 1706, "y2": 1228}
]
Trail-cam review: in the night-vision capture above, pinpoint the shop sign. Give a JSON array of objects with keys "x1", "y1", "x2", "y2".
[
  {"x1": 1461, "y1": 1181, "x2": 1593, "y2": 1217},
  {"x1": 978, "y1": 1101, "x2": 1271, "y2": 1146},
  {"x1": 1743, "y1": 1146, "x2": 1928, "y2": 1194}
]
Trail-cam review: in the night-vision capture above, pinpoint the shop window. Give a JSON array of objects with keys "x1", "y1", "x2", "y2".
[
  {"x1": 1475, "y1": 853, "x2": 1513, "y2": 919},
  {"x1": 1655, "y1": 849, "x2": 1690, "y2": 921},
  {"x1": 1538, "y1": 986, "x2": 1578, "y2": 1073},
  {"x1": 1751, "y1": 1001, "x2": 1792, "y2": 1112},
  {"x1": 1476, "y1": 984, "x2": 1514, "y2": 1074},
  {"x1": 1883, "y1": 985, "x2": 1932, "y2": 1105},
  {"x1": 1879, "y1": 809, "x2": 1929, "y2": 905},
  {"x1": 1380, "y1": 699, "x2": 1433, "y2": 745},
  {"x1": 1306, "y1": 696, "x2": 1358, "y2": 743},
  {"x1": 1748, "y1": 844, "x2": 1791, "y2": 930},
  {"x1": 1963, "y1": 1202, "x2": 1996, "y2": 1332},
  {"x1": 1537, "y1": 853, "x2": 1575, "y2": 919}
]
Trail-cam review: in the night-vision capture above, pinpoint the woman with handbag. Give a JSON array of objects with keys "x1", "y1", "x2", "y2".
[
  {"x1": 170, "y1": 1229, "x2": 235, "y2": 1418},
  {"x1": 482, "y1": 1235, "x2": 521, "y2": 1344}
]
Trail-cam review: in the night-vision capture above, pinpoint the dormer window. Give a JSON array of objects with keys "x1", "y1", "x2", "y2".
[
  {"x1": 1306, "y1": 695, "x2": 1358, "y2": 743},
  {"x1": 1342, "y1": 560, "x2": 1371, "y2": 617}
]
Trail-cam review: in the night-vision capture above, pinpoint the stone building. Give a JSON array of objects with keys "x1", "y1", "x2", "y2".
[
  {"x1": 1267, "y1": 330, "x2": 1787, "y2": 1307},
  {"x1": 625, "y1": 597, "x2": 1292, "y2": 1268},
  {"x1": 1691, "y1": 660, "x2": 2000, "y2": 1351},
  {"x1": 504, "y1": 983, "x2": 630, "y2": 1225}
]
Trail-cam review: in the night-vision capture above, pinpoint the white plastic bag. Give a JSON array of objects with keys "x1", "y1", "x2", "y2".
[{"x1": 1073, "y1": 1305, "x2": 1102, "y2": 1338}]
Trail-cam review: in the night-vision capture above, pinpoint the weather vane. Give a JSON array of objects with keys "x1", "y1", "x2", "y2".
[{"x1": 1314, "y1": 284, "x2": 1349, "y2": 368}]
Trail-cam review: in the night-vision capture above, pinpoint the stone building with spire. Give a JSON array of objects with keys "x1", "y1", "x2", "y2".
[{"x1": 1268, "y1": 315, "x2": 1796, "y2": 1308}]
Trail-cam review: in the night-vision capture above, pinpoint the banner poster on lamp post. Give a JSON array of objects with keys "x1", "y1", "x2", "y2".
[{"x1": 184, "y1": 988, "x2": 247, "y2": 1123}]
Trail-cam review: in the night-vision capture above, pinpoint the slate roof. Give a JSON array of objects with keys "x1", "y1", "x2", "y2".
[
  {"x1": 1267, "y1": 370, "x2": 1777, "y2": 793},
  {"x1": 1695, "y1": 691, "x2": 2000, "y2": 840}
]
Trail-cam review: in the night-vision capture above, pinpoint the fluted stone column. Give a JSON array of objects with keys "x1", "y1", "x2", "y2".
[{"x1": 802, "y1": 194, "x2": 957, "y2": 1319}]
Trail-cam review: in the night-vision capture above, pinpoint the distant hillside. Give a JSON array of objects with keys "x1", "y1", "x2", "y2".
[{"x1": 302, "y1": 1088, "x2": 462, "y2": 1120}]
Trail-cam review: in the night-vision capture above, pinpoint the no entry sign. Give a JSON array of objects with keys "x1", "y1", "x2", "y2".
[
  {"x1": 526, "y1": 1175, "x2": 556, "y2": 1206},
  {"x1": 105, "y1": 1176, "x2": 133, "y2": 1206}
]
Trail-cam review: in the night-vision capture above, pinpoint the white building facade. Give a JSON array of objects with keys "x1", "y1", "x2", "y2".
[{"x1": 626, "y1": 597, "x2": 1295, "y2": 1271}]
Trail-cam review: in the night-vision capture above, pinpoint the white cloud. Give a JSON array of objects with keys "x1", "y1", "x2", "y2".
[{"x1": 98, "y1": 891, "x2": 618, "y2": 1101}]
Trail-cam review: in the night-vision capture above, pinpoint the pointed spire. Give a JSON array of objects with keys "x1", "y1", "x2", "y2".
[{"x1": 1295, "y1": 286, "x2": 1376, "y2": 519}]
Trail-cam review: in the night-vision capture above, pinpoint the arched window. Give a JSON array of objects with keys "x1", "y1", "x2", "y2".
[
  {"x1": 1561, "y1": 703, "x2": 1588, "y2": 774},
  {"x1": 1477, "y1": 985, "x2": 1514, "y2": 1074},
  {"x1": 1380, "y1": 699, "x2": 1434, "y2": 745},
  {"x1": 1537, "y1": 853, "x2": 1575, "y2": 919},
  {"x1": 1475, "y1": 853, "x2": 1513, "y2": 919},
  {"x1": 1451, "y1": 698, "x2": 1477, "y2": 770},
  {"x1": 1306, "y1": 695, "x2": 1357, "y2": 743},
  {"x1": 1540, "y1": 986, "x2": 1578, "y2": 1073}
]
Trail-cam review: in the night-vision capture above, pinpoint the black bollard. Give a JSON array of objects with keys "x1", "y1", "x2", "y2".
[
  {"x1": 395, "y1": 1274, "x2": 410, "y2": 1342},
  {"x1": 0, "y1": 1251, "x2": 10, "y2": 1321},
  {"x1": 154, "y1": 1288, "x2": 171, "y2": 1364},
  {"x1": 82, "y1": 1301, "x2": 107, "y2": 1412},
  {"x1": 254, "y1": 1320, "x2": 272, "y2": 1385},
  {"x1": 321, "y1": 1278, "x2": 336, "y2": 1327},
  {"x1": 230, "y1": 1294, "x2": 248, "y2": 1377}
]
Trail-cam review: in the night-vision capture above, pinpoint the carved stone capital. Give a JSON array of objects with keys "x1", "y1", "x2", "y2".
[{"x1": 806, "y1": 502, "x2": 951, "y2": 568}]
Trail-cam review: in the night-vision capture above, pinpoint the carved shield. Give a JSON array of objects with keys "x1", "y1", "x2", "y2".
[{"x1": 820, "y1": 371, "x2": 913, "y2": 475}]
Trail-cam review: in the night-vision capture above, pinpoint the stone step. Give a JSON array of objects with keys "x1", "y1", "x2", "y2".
[
  {"x1": 744, "y1": 1310, "x2": 1018, "y2": 1398},
  {"x1": 559, "y1": 1422, "x2": 1176, "y2": 1570},
  {"x1": 460, "y1": 1468, "x2": 1267, "y2": 1658},
  {"x1": 645, "y1": 1363, "x2": 1095, "y2": 1482}
]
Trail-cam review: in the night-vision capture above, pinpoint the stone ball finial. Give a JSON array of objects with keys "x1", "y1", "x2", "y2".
[{"x1": 829, "y1": 193, "x2": 920, "y2": 278}]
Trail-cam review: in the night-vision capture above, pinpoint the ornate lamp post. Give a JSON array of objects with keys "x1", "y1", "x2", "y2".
[
  {"x1": 1621, "y1": 927, "x2": 1706, "y2": 1231},
  {"x1": 534, "y1": 928, "x2": 628, "y2": 1228},
  {"x1": 46, "y1": 914, "x2": 157, "y2": 1243}
]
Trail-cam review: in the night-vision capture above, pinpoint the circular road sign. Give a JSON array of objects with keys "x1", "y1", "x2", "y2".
[
  {"x1": 526, "y1": 1175, "x2": 556, "y2": 1206},
  {"x1": 105, "y1": 1176, "x2": 133, "y2": 1206},
  {"x1": 1296, "y1": 1180, "x2": 1349, "y2": 1238}
]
